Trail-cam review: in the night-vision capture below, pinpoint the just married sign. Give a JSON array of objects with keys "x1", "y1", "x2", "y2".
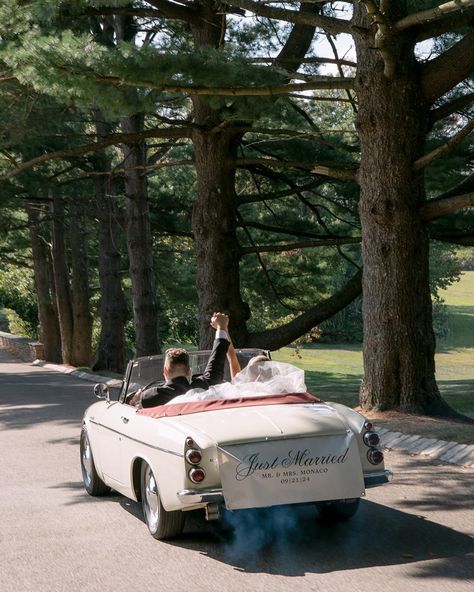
[{"x1": 218, "y1": 433, "x2": 365, "y2": 509}]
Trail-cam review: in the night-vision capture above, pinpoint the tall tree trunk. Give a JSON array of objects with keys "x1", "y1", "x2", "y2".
[
  {"x1": 69, "y1": 203, "x2": 93, "y2": 367},
  {"x1": 189, "y1": 2, "x2": 319, "y2": 348},
  {"x1": 121, "y1": 113, "x2": 161, "y2": 356},
  {"x1": 27, "y1": 204, "x2": 62, "y2": 362},
  {"x1": 190, "y1": 6, "x2": 250, "y2": 348},
  {"x1": 50, "y1": 194, "x2": 74, "y2": 365},
  {"x1": 92, "y1": 110, "x2": 127, "y2": 373},
  {"x1": 192, "y1": 128, "x2": 250, "y2": 348},
  {"x1": 93, "y1": 177, "x2": 128, "y2": 373},
  {"x1": 353, "y1": 3, "x2": 456, "y2": 417},
  {"x1": 113, "y1": 14, "x2": 160, "y2": 357}
]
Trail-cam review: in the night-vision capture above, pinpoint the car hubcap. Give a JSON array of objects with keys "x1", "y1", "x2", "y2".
[
  {"x1": 144, "y1": 467, "x2": 159, "y2": 528},
  {"x1": 82, "y1": 435, "x2": 93, "y2": 486}
]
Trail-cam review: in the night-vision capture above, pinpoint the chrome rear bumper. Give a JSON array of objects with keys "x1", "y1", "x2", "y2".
[
  {"x1": 177, "y1": 488, "x2": 224, "y2": 504},
  {"x1": 178, "y1": 470, "x2": 393, "y2": 504},
  {"x1": 364, "y1": 469, "x2": 393, "y2": 487}
]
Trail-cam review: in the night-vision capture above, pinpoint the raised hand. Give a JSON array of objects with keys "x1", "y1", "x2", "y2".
[{"x1": 210, "y1": 311, "x2": 229, "y2": 331}]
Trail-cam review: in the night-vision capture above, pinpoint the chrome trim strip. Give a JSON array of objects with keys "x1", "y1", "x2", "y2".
[
  {"x1": 88, "y1": 418, "x2": 184, "y2": 457},
  {"x1": 364, "y1": 469, "x2": 393, "y2": 488},
  {"x1": 177, "y1": 488, "x2": 224, "y2": 504},
  {"x1": 216, "y1": 429, "x2": 348, "y2": 449},
  {"x1": 216, "y1": 445, "x2": 242, "y2": 463}
]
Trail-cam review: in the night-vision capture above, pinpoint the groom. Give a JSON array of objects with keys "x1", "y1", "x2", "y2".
[{"x1": 129, "y1": 312, "x2": 230, "y2": 408}]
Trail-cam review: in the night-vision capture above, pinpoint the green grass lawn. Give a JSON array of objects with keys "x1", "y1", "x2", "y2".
[{"x1": 273, "y1": 271, "x2": 474, "y2": 421}]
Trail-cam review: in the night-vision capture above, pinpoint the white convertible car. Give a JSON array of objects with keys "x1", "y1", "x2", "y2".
[{"x1": 80, "y1": 350, "x2": 392, "y2": 539}]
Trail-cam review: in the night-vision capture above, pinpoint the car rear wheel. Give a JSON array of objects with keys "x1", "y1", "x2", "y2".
[
  {"x1": 316, "y1": 498, "x2": 360, "y2": 522},
  {"x1": 141, "y1": 462, "x2": 185, "y2": 540},
  {"x1": 80, "y1": 427, "x2": 110, "y2": 496}
]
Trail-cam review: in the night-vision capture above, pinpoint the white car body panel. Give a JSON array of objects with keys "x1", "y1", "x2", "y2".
[
  {"x1": 83, "y1": 395, "x2": 388, "y2": 512},
  {"x1": 218, "y1": 432, "x2": 365, "y2": 509}
]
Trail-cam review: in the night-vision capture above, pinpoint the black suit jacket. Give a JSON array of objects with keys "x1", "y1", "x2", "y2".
[{"x1": 140, "y1": 337, "x2": 229, "y2": 408}]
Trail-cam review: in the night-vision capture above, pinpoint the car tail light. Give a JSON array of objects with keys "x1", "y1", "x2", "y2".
[
  {"x1": 188, "y1": 468, "x2": 206, "y2": 483},
  {"x1": 185, "y1": 437, "x2": 195, "y2": 448},
  {"x1": 363, "y1": 431, "x2": 380, "y2": 447},
  {"x1": 186, "y1": 449, "x2": 202, "y2": 465},
  {"x1": 367, "y1": 448, "x2": 384, "y2": 465},
  {"x1": 364, "y1": 421, "x2": 373, "y2": 430}
]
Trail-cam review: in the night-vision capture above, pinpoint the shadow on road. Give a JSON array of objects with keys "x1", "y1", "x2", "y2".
[
  {"x1": 388, "y1": 455, "x2": 474, "y2": 512},
  {"x1": 171, "y1": 500, "x2": 474, "y2": 576},
  {"x1": 65, "y1": 486, "x2": 474, "y2": 577},
  {"x1": 0, "y1": 364, "x2": 115, "y2": 430}
]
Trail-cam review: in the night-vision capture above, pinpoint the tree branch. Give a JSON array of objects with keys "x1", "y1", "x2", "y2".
[
  {"x1": 416, "y1": 11, "x2": 474, "y2": 41},
  {"x1": 422, "y1": 30, "x2": 474, "y2": 103},
  {"x1": 414, "y1": 118, "x2": 474, "y2": 171},
  {"x1": 394, "y1": 0, "x2": 474, "y2": 33},
  {"x1": 143, "y1": 0, "x2": 200, "y2": 23},
  {"x1": 296, "y1": 191, "x2": 361, "y2": 268},
  {"x1": 237, "y1": 211, "x2": 297, "y2": 312},
  {"x1": 237, "y1": 220, "x2": 351, "y2": 240},
  {"x1": 222, "y1": 0, "x2": 353, "y2": 35},
  {"x1": 311, "y1": 164, "x2": 359, "y2": 181},
  {"x1": 77, "y1": 71, "x2": 355, "y2": 96},
  {"x1": 430, "y1": 92, "x2": 474, "y2": 123},
  {"x1": 435, "y1": 171, "x2": 474, "y2": 200},
  {"x1": 238, "y1": 180, "x2": 322, "y2": 204},
  {"x1": 325, "y1": 32, "x2": 358, "y2": 112},
  {"x1": 236, "y1": 157, "x2": 359, "y2": 180},
  {"x1": 250, "y1": 56, "x2": 357, "y2": 68},
  {"x1": 360, "y1": 0, "x2": 396, "y2": 78},
  {"x1": 81, "y1": 7, "x2": 169, "y2": 19},
  {"x1": 244, "y1": 269, "x2": 363, "y2": 350},
  {"x1": 430, "y1": 228, "x2": 474, "y2": 245},
  {"x1": 56, "y1": 158, "x2": 194, "y2": 184},
  {"x1": 288, "y1": 93, "x2": 353, "y2": 103},
  {"x1": 0, "y1": 128, "x2": 190, "y2": 180},
  {"x1": 420, "y1": 192, "x2": 474, "y2": 220},
  {"x1": 240, "y1": 237, "x2": 361, "y2": 255},
  {"x1": 243, "y1": 127, "x2": 358, "y2": 152},
  {"x1": 272, "y1": 0, "x2": 318, "y2": 73}
]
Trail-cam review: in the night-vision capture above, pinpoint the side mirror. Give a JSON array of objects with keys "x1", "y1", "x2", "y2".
[{"x1": 93, "y1": 383, "x2": 110, "y2": 401}]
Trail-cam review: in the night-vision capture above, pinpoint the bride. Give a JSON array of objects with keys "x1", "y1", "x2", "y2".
[{"x1": 166, "y1": 343, "x2": 307, "y2": 405}]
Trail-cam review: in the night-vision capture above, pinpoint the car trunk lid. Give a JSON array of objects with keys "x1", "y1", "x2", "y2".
[{"x1": 169, "y1": 402, "x2": 349, "y2": 445}]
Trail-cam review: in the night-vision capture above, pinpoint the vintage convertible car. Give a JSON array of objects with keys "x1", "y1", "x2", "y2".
[{"x1": 80, "y1": 349, "x2": 392, "y2": 540}]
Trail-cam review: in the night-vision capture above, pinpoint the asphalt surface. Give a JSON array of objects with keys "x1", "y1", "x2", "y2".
[{"x1": 1, "y1": 349, "x2": 473, "y2": 592}]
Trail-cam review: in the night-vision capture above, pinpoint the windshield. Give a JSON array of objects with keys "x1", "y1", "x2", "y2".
[{"x1": 125, "y1": 348, "x2": 269, "y2": 396}]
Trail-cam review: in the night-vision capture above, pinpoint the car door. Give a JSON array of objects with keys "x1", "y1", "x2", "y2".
[{"x1": 90, "y1": 400, "x2": 137, "y2": 489}]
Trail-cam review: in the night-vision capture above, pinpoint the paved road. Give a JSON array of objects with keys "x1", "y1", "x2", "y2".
[{"x1": 1, "y1": 349, "x2": 473, "y2": 592}]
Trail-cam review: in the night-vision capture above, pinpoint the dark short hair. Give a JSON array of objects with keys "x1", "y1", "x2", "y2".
[{"x1": 165, "y1": 348, "x2": 190, "y2": 369}]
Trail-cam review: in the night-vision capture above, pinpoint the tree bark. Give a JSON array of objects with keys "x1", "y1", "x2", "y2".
[
  {"x1": 68, "y1": 203, "x2": 93, "y2": 367},
  {"x1": 93, "y1": 176, "x2": 128, "y2": 373},
  {"x1": 120, "y1": 112, "x2": 161, "y2": 356},
  {"x1": 353, "y1": 3, "x2": 459, "y2": 417},
  {"x1": 27, "y1": 204, "x2": 62, "y2": 363},
  {"x1": 192, "y1": 128, "x2": 250, "y2": 348},
  {"x1": 50, "y1": 194, "x2": 74, "y2": 365},
  {"x1": 113, "y1": 14, "x2": 160, "y2": 357},
  {"x1": 189, "y1": 4, "x2": 250, "y2": 348},
  {"x1": 92, "y1": 111, "x2": 128, "y2": 373}
]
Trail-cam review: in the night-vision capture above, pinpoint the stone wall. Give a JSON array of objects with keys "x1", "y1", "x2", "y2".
[{"x1": 0, "y1": 331, "x2": 45, "y2": 362}]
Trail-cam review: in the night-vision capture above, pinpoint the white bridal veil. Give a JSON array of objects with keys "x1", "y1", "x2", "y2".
[{"x1": 166, "y1": 361, "x2": 307, "y2": 405}]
